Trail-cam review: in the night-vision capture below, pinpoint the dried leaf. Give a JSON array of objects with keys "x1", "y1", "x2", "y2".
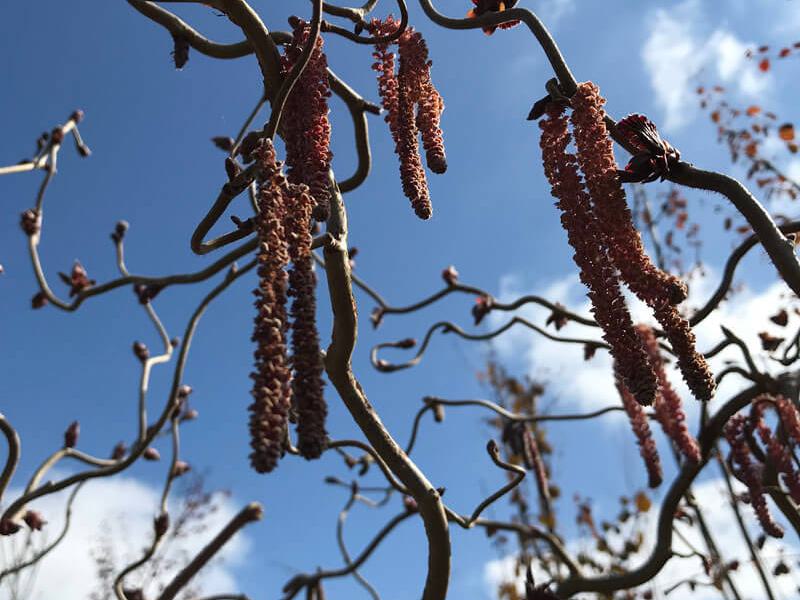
[
  {"x1": 635, "y1": 491, "x2": 652, "y2": 513},
  {"x1": 779, "y1": 123, "x2": 795, "y2": 141}
]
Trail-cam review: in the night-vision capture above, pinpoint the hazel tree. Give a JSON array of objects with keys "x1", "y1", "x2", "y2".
[{"x1": 3, "y1": 1, "x2": 800, "y2": 599}]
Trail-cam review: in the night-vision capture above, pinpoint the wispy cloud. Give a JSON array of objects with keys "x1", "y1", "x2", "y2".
[
  {"x1": 0, "y1": 476, "x2": 250, "y2": 600},
  {"x1": 488, "y1": 267, "x2": 790, "y2": 416},
  {"x1": 641, "y1": 0, "x2": 769, "y2": 131}
]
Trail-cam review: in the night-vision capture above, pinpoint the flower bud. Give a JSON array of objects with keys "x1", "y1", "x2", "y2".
[{"x1": 64, "y1": 421, "x2": 80, "y2": 448}]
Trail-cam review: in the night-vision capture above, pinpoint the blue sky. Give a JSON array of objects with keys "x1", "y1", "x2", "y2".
[{"x1": 2, "y1": 0, "x2": 800, "y2": 598}]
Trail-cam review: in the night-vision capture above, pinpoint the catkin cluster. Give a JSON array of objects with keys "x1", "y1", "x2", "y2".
[
  {"x1": 370, "y1": 17, "x2": 447, "y2": 219},
  {"x1": 249, "y1": 140, "x2": 326, "y2": 474},
  {"x1": 538, "y1": 83, "x2": 714, "y2": 407},
  {"x1": 539, "y1": 103, "x2": 656, "y2": 406},
  {"x1": 725, "y1": 394, "x2": 800, "y2": 538},
  {"x1": 571, "y1": 83, "x2": 715, "y2": 403}
]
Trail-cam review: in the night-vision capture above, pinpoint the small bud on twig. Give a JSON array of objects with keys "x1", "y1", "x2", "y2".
[
  {"x1": 172, "y1": 461, "x2": 191, "y2": 477},
  {"x1": 111, "y1": 441, "x2": 127, "y2": 460},
  {"x1": 23, "y1": 510, "x2": 46, "y2": 531},
  {"x1": 441, "y1": 265, "x2": 458, "y2": 286},
  {"x1": 133, "y1": 341, "x2": 149, "y2": 362},
  {"x1": 31, "y1": 291, "x2": 48, "y2": 309},
  {"x1": 111, "y1": 220, "x2": 129, "y2": 243},
  {"x1": 64, "y1": 421, "x2": 80, "y2": 448}
]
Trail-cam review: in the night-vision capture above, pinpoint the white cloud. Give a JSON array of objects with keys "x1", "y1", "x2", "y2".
[
  {"x1": 537, "y1": 0, "x2": 575, "y2": 26},
  {"x1": 488, "y1": 267, "x2": 793, "y2": 415},
  {"x1": 0, "y1": 476, "x2": 250, "y2": 600},
  {"x1": 484, "y1": 479, "x2": 800, "y2": 599},
  {"x1": 641, "y1": 0, "x2": 769, "y2": 131}
]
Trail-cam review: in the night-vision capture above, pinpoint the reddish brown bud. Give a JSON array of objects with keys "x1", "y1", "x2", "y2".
[
  {"x1": 143, "y1": 447, "x2": 161, "y2": 461},
  {"x1": 64, "y1": 421, "x2": 80, "y2": 448},
  {"x1": 133, "y1": 283, "x2": 163, "y2": 305},
  {"x1": 23, "y1": 510, "x2": 46, "y2": 531},
  {"x1": 212, "y1": 136, "x2": 235, "y2": 152},
  {"x1": 441, "y1": 265, "x2": 459, "y2": 286},
  {"x1": 59, "y1": 261, "x2": 95, "y2": 297},
  {"x1": 70, "y1": 110, "x2": 84, "y2": 123},
  {"x1": 20, "y1": 209, "x2": 40, "y2": 236},
  {"x1": 31, "y1": 291, "x2": 48, "y2": 309},
  {"x1": 395, "y1": 337, "x2": 417, "y2": 349},
  {"x1": 172, "y1": 461, "x2": 191, "y2": 477},
  {"x1": 472, "y1": 295, "x2": 493, "y2": 325},
  {"x1": 0, "y1": 520, "x2": 20, "y2": 536},
  {"x1": 51, "y1": 127, "x2": 64, "y2": 145},
  {"x1": 133, "y1": 341, "x2": 149, "y2": 362},
  {"x1": 111, "y1": 441, "x2": 127, "y2": 460}
]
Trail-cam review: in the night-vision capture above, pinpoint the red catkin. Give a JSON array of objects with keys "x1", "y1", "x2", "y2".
[
  {"x1": 280, "y1": 18, "x2": 333, "y2": 222},
  {"x1": 570, "y1": 82, "x2": 687, "y2": 306},
  {"x1": 284, "y1": 183, "x2": 327, "y2": 460},
  {"x1": 570, "y1": 82, "x2": 714, "y2": 402},
  {"x1": 617, "y1": 374, "x2": 663, "y2": 488},
  {"x1": 371, "y1": 17, "x2": 446, "y2": 219},
  {"x1": 539, "y1": 103, "x2": 656, "y2": 406},
  {"x1": 521, "y1": 424, "x2": 552, "y2": 514},
  {"x1": 637, "y1": 325, "x2": 701, "y2": 464},
  {"x1": 249, "y1": 141, "x2": 293, "y2": 474},
  {"x1": 725, "y1": 414, "x2": 783, "y2": 538},
  {"x1": 751, "y1": 396, "x2": 800, "y2": 504}
]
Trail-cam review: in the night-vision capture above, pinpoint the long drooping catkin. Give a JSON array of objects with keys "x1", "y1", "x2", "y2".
[
  {"x1": 636, "y1": 325, "x2": 700, "y2": 464},
  {"x1": 280, "y1": 17, "x2": 333, "y2": 221},
  {"x1": 284, "y1": 184, "x2": 327, "y2": 460},
  {"x1": 725, "y1": 414, "x2": 783, "y2": 538},
  {"x1": 539, "y1": 104, "x2": 656, "y2": 406},
  {"x1": 249, "y1": 141, "x2": 292, "y2": 474},
  {"x1": 617, "y1": 373, "x2": 663, "y2": 488},
  {"x1": 371, "y1": 16, "x2": 446, "y2": 219},
  {"x1": 570, "y1": 82, "x2": 714, "y2": 402}
]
